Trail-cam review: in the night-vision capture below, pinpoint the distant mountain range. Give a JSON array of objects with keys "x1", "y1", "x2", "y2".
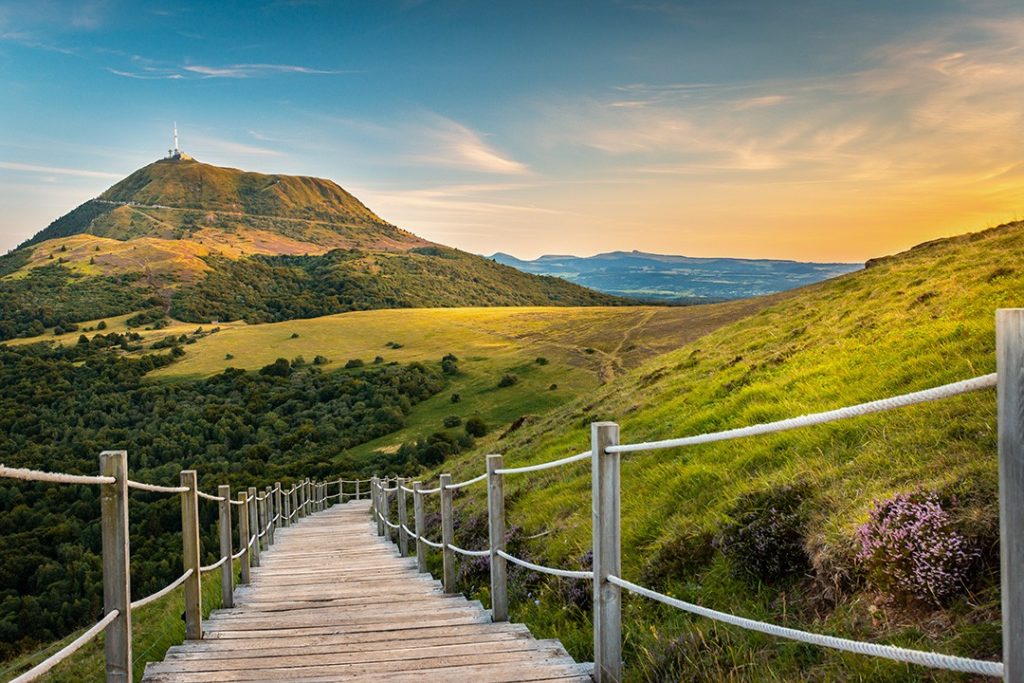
[{"x1": 487, "y1": 251, "x2": 862, "y2": 302}]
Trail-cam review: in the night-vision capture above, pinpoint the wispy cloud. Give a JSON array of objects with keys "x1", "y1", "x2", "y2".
[
  {"x1": 181, "y1": 63, "x2": 346, "y2": 78},
  {"x1": 186, "y1": 135, "x2": 285, "y2": 158},
  {"x1": 410, "y1": 115, "x2": 529, "y2": 175},
  {"x1": 0, "y1": 161, "x2": 121, "y2": 179}
]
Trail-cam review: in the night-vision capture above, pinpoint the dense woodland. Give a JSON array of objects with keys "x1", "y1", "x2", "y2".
[{"x1": 0, "y1": 340, "x2": 447, "y2": 660}]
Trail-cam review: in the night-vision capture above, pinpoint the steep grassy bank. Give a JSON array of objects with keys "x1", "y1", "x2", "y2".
[{"x1": 419, "y1": 221, "x2": 1024, "y2": 681}]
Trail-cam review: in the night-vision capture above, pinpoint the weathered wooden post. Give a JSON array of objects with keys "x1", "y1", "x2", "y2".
[
  {"x1": 257, "y1": 489, "x2": 269, "y2": 551},
  {"x1": 997, "y1": 309, "x2": 1024, "y2": 683},
  {"x1": 397, "y1": 477, "x2": 409, "y2": 556},
  {"x1": 413, "y1": 481, "x2": 427, "y2": 573},
  {"x1": 180, "y1": 470, "x2": 203, "y2": 640},
  {"x1": 338, "y1": 478, "x2": 344, "y2": 504},
  {"x1": 592, "y1": 422, "x2": 622, "y2": 683},
  {"x1": 382, "y1": 483, "x2": 393, "y2": 543},
  {"x1": 440, "y1": 473, "x2": 456, "y2": 593},
  {"x1": 290, "y1": 486, "x2": 298, "y2": 523},
  {"x1": 274, "y1": 482, "x2": 283, "y2": 532},
  {"x1": 99, "y1": 450, "x2": 132, "y2": 681},
  {"x1": 247, "y1": 486, "x2": 261, "y2": 567},
  {"x1": 355, "y1": 478, "x2": 361, "y2": 500},
  {"x1": 487, "y1": 455, "x2": 508, "y2": 622},
  {"x1": 237, "y1": 491, "x2": 251, "y2": 585},
  {"x1": 374, "y1": 478, "x2": 384, "y2": 536},
  {"x1": 265, "y1": 485, "x2": 275, "y2": 544},
  {"x1": 217, "y1": 484, "x2": 234, "y2": 608},
  {"x1": 282, "y1": 484, "x2": 291, "y2": 528}
]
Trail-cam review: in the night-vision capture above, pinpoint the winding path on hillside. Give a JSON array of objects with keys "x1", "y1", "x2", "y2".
[{"x1": 141, "y1": 500, "x2": 589, "y2": 682}]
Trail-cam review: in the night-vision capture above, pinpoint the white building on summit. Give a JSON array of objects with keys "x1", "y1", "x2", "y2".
[{"x1": 165, "y1": 123, "x2": 191, "y2": 160}]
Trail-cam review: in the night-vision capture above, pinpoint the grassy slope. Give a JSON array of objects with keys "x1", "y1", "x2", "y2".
[{"x1": 418, "y1": 221, "x2": 1024, "y2": 681}]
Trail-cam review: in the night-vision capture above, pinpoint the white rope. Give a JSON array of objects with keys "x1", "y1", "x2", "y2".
[
  {"x1": 496, "y1": 550, "x2": 594, "y2": 580},
  {"x1": 131, "y1": 569, "x2": 193, "y2": 610},
  {"x1": 402, "y1": 523, "x2": 419, "y2": 540},
  {"x1": 326, "y1": 492, "x2": 343, "y2": 499},
  {"x1": 0, "y1": 465, "x2": 114, "y2": 486},
  {"x1": 447, "y1": 543, "x2": 490, "y2": 558},
  {"x1": 607, "y1": 575, "x2": 1001, "y2": 677},
  {"x1": 444, "y1": 472, "x2": 488, "y2": 490},
  {"x1": 247, "y1": 534, "x2": 257, "y2": 549},
  {"x1": 384, "y1": 518, "x2": 400, "y2": 530},
  {"x1": 197, "y1": 490, "x2": 225, "y2": 502},
  {"x1": 200, "y1": 557, "x2": 227, "y2": 573},
  {"x1": 9, "y1": 609, "x2": 120, "y2": 683},
  {"x1": 231, "y1": 546, "x2": 247, "y2": 560},
  {"x1": 399, "y1": 485, "x2": 416, "y2": 494},
  {"x1": 127, "y1": 480, "x2": 190, "y2": 494},
  {"x1": 229, "y1": 498, "x2": 245, "y2": 506},
  {"x1": 495, "y1": 451, "x2": 591, "y2": 475},
  {"x1": 418, "y1": 485, "x2": 442, "y2": 495},
  {"x1": 420, "y1": 535, "x2": 444, "y2": 549},
  {"x1": 382, "y1": 485, "x2": 398, "y2": 492},
  {"x1": 608, "y1": 374, "x2": 998, "y2": 455}
]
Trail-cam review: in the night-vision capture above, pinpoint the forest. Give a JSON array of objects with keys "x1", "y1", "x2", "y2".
[{"x1": 0, "y1": 339, "x2": 447, "y2": 660}]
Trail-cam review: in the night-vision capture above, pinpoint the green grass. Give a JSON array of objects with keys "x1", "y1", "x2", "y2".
[
  {"x1": 2, "y1": 566, "x2": 229, "y2": 682},
  {"x1": 406, "y1": 221, "x2": 1024, "y2": 681}
]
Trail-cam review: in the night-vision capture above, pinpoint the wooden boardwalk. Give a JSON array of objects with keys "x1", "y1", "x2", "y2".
[{"x1": 142, "y1": 500, "x2": 590, "y2": 682}]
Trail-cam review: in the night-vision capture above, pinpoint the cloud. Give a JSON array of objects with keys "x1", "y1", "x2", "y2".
[
  {"x1": 181, "y1": 63, "x2": 346, "y2": 78},
  {"x1": 186, "y1": 135, "x2": 285, "y2": 158},
  {"x1": 107, "y1": 68, "x2": 183, "y2": 80},
  {"x1": 411, "y1": 116, "x2": 529, "y2": 175},
  {"x1": 0, "y1": 161, "x2": 122, "y2": 179}
]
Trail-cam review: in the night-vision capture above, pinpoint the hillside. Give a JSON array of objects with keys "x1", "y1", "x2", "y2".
[
  {"x1": 423, "y1": 220, "x2": 1024, "y2": 680},
  {"x1": 0, "y1": 157, "x2": 629, "y2": 340},
  {"x1": 490, "y1": 250, "x2": 862, "y2": 301}
]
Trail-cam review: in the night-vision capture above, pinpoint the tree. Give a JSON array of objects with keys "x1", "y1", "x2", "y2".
[{"x1": 465, "y1": 416, "x2": 488, "y2": 437}]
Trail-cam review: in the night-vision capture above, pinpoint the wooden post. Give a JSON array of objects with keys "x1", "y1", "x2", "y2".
[
  {"x1": 374, "y1": 478, "x2": 384, "y2": 536},
  {"x1": 99, "y1": 450, "x2": 132, "y2": 682},
  {"x1": 413, "y1": 481, "x2": 427, "y2": 573},
  {"x1": 265, "y1": 485, "x2": 275, "y2": 545},
  {"x1": 382, "y1": 483, "x2": 393, "y2": 544},
  {"x1": 274, "y1": 483, "x2": 283, "y2": 531},
  {"x1": 257, "y1": 489, "x2": 269, "y2": 551},
  {"x1": 440, "y1": 473, "x2": 456, "y2": 593},
  {"x1": 397, "y1": 477, "x2": 409, "y2": 556},
  {"x1": 338, "y1": 478, "x2": 344, "y2": 504},
  {"x1": 247, "y1": 486, "x2": 261, "y2": 567},
  {"x1": 592, "y1": 422, "x2": 622, "y2": 683},
  {"x1": 356, "y1": 479, "x2": 361, "y2": 500},
  {"x1": 290, "y1": 486, "x2": 298, "y2": 523},
  {"x1": 997, "y1": 309, "x2": 1024, "y2": 683},
  {"x1": 237, "y1": 491, "x2": 251, "y2": 585},
  {"x1": 180, "y1": 470, "x2": 203, "y2": 640},
  {"x1": 282, "y1": 485, "x2": 291, "y2": 528},
  {"x1": 487, "y1": 455, "x2": 508, "y2": 622},
  {"x1": 217, "y1": 485, "x2": 233, "y2": 608}
]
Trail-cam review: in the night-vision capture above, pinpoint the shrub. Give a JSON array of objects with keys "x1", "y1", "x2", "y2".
[
  {"x1": 290, "y1": 332, "x2": 300, "y2": 339},
  {"x1": 856, "y1": 491, "x2": 978, "y2": 604},
  {"x1": 549, "y1": 384, "x2": 558, "y2": 390},
  {"x1": 373, "y1": 355, "x2": 384, "y2": 364},
  {"x1": 717, "y1": 483, "x2": 809, "y2": 584},
  {"x1": 441, "y1": 353, "x2": 459, "y2": 375},
  {"x1": 497, "y1": 373, "x2": 519, "y2": 388},
  {"x1": 465, "y1": 416, "x2": 488, "y2": 437},
  {"x1": 443, "y1": 415, "x2": 462, "y2": 428},
  {"x1": 345, "y1": 358, "x2": 365, "y2": 369},
  {"x1": 451, "y1": 393, "x2": 461, "y2": 403},
  {"x1": 225, "y1": 353, "x2": 234, "y2": 360},
  {"x1": 259, "y1": 358, "x2": 292, "y2": 377},
  {"x1": 313, "y1": 355, "x2": 329, "y2": 365},
  {"x1": 535, "y1": 356, "x2": 549, "y2": 365},
  {"x1": 96, "y1": 320, "x2": 107, "y2": 330}
]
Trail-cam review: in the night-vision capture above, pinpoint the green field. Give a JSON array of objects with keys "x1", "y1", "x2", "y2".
[{"x1": 406, "y1": 221, "x2": 1023, "y2": 681}]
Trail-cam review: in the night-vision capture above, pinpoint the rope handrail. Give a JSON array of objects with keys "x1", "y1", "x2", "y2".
[
  {"x1": 607, "y1": 373, "x2": 998, "y2": 455},
  {"x1": 419, "y1": 535, "x2": 444, "y2": 549},
  {"x1": 200, "y1": 557, "x2": 227, "y2": 573},
  {"x1": 127, "y1": 480, "x2": 189, "y2": 494},
  {"x1": 401, "y1": 523, "x2": 418, "y2": 540},
  {"x1": 131, "y1": 570, "x2": 193, "y2": 610},
  {"x1": 382, "y1": 485, "x2": 398, "y2": 492},
  {"x1": 447, "y1": 542, "x2": 489, "y2": 558},
  {"x1": 399, "y1": 485, "x2": 416, "y2": 494},
  {"x1": 231, "y1": 545, "x2": 247, "y2": 561},
  {"x1": 444, "y1": 472, "x2": 487, "y2": 490},
  {"x1": 496, "y1": 549, "x2": 593, "y2": 580},
  {"x1": 0, "y1": 464, "x2": 114, "y2": 486},
  {"x1": 9, "y1": 609, "x2": 120, "y2": 683},
  {"x1": 607, "y1": 575, "x2": 1001, "y2": 677},
  {"x1": 418, "y1": 485, "x2": 442, "y2": 495},
  {"x1": 494, "y1": 451, "x2": 590, "y2": 475},
  {"x1": 384, "y1": 518, "x2": 400, "y2": 530},
  {"x1": 197, "y1": 490, "x2": 225, "y2": 502}
]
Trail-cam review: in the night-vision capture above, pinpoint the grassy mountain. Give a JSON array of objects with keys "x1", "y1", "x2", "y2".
[
  {"x1": 0, "y1": 157, "x2": 628, "y2": 340},
  {"x1": 490, "y1": 250, "x2": 862, "y2": 302},
  {"x1": 423, "y1": 220, "x2": 1024, "y2": 680}
]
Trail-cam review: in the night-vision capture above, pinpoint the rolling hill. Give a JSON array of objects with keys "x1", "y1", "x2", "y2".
[
  {"x1": 489, "y1": 250, "x2": 862, "y2": 302},
  {"x1": 422, "y1": 220, "x2": 1024, "y2": 680},
  {"x1": 0, "y1": 156, "x2": 627, "y2": 340}
]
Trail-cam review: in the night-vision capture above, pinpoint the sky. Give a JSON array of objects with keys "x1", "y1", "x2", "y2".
[{"x1": 1, "y1": 0, "x2": 1022, "y2": 261}]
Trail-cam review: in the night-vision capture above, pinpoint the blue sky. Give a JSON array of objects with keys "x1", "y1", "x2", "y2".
[{"x1": 1, "y1": 0, "x2": 1022, "y2": 260}]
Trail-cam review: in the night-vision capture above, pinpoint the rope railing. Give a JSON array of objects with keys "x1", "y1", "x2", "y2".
[
  {"x1": 0, "y1": 464, "x2": 114, "y2": 486},
  {"x1": 607, "y1": 373, "x2": 998, "y2": 455},
  {"x1": 497, "y1": 549, "x2": 593, "y2": 580},
  {"x1": 200, "y1": 557, "x2": 227, "y2": 574},
  {"x1": 607, "y1": 575, "x2": 1001, "y2": 677},
  {"x1": 366, "y1": 357, "x2": 1019, "y2": 683},
  {"x1": 131, "y1": 570, "x2": 193, "y2": 611},
  {"x1": 197, "y1": 490, "x2": 226, "y2": 502},
  {"x1": 127, "y1": 480, "x2": 189, "y2": 494},
  {"x1": 9, "y1": 609, "x2": 120, "y2": 683}
]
